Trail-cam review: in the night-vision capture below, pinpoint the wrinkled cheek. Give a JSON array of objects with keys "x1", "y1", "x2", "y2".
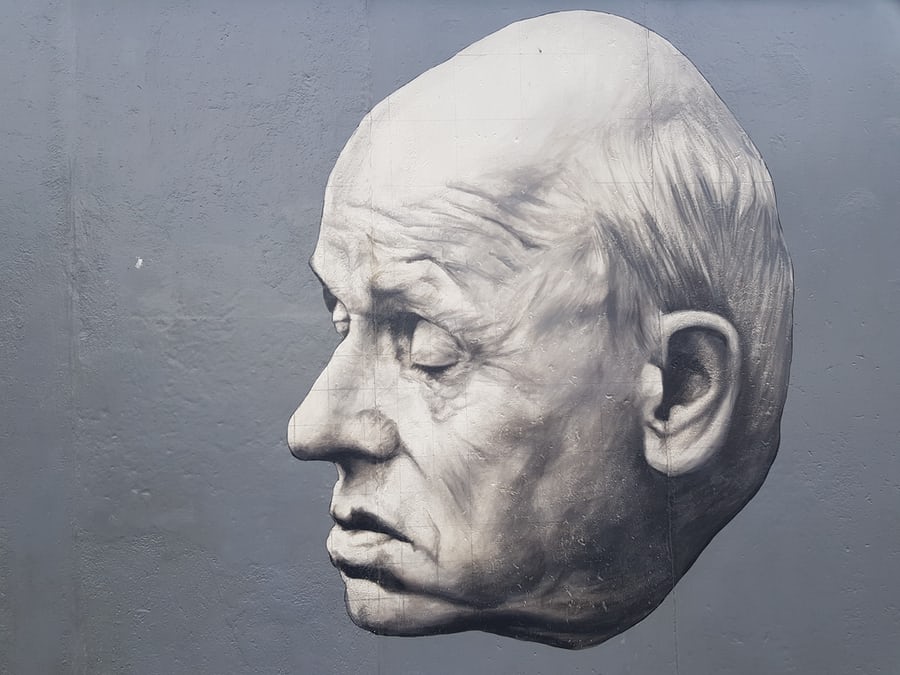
[
  {"x1": 413, "y1": 445, "x2": 544, "y2": 605},
  {"x1": 415, "y1": 375, "x2": 469, "y2": 423},
  {"x1": 407, "y1": 377, "x2": 554, "y2": 604},
  {"x1": 444, "y1": 461, "x2": 552, "y2": 603},
  {"x1": 446, "y1": 517, "x2": 550, "y2": 607}
]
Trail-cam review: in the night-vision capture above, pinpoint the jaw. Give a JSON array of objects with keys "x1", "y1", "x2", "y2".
[
  {"x1": 339, "y1": 558, "x2": 675, "y2": 649},
  {"x1": 471, "y1": 595, "x2": 669, "y2": 650}
]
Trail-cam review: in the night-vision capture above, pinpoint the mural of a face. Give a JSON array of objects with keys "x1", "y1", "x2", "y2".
[{"x1": 288, "y1": 11, "x2": 793, "y2": 649}]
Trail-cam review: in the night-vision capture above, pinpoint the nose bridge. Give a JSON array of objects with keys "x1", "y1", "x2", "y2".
[{"x1": 287, "y1": 337, "x2": 400, "y2": 461}]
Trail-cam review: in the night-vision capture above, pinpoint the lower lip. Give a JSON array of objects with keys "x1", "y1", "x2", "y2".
[
  {"x1": 332, "y1": 527, "x2": 397, "y2": 548},
  {"x1": 326, "y1": 526, "x2": 413, "y2": 567}
]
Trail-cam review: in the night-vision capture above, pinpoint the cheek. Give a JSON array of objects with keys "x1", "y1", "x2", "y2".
[
  {"x1": 437, "y1": 378, "x2": 551, "y2": 524},
  {"x1": 447, "y1": 373, "x2": 545, "y2": 458},
  {"x1": 394, "y1": 369, "x2": 469, "y2": 425},
  {"x1": 398, "y1": 372, "x2": 549, "y2": 505}
]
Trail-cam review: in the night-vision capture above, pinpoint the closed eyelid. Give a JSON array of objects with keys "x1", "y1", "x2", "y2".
[{"x1": 409, "y1": 319, "x2": 462, "y2": 369}]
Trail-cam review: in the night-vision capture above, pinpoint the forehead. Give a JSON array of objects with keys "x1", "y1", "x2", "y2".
[
  {"x1": 309, "y1": 185, "x2": 612, "y2": 349},
  {"x1": 310, "y1": 188, "x2": 535, "y2": 299},
  {"x1": 310, "y1": 10, "x2": 666, "y2": 307}
]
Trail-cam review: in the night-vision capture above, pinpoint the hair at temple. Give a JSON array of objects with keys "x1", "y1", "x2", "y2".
[{"x1": 469, "y1": 71, "x2": 794, "y2": 577}]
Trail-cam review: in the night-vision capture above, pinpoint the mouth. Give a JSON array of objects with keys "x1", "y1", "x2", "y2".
[
  {"x1": 327, "y1": 510, "x2": 416, "y2": 592},
  {"x1": 332, "y1": 509, "x2": 413, "y2": 545},
  {"x1": 337, "y1": 560, "x2": 409, "y2": 593}
]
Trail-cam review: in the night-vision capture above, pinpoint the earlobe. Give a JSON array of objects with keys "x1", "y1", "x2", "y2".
[{"x1": 640, "y1": 311, "x2": 741, "y2": 476}]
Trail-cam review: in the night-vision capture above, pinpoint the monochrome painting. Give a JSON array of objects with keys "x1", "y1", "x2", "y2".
[{"x1": 286, "y1": 10, "x2": 793, "y2": 649}]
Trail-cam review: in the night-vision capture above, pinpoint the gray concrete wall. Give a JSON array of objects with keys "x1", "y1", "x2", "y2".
[{"x1": 2, "y1": 1, "x2": 899, "y2": 673}]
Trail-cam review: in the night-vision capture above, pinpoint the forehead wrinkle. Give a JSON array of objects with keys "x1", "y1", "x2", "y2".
[
  {"x1": 337, "y1": 197, "x2": 534, "y2": 284},
  {"x1": 440, "y1": 183, "x2": 543, "y2": 252},
  {"x1": 444, "y1": 160, "x2": 566, "y2": 229},
  {"x1": 313, "y1": 201, "x2": 515, "y2": 318},
  {"x1": 389, "y1": 220, "x2": 525, "y2": 283},
  {"x1": 310, "y1": 226, "x2": 369, "y2": 291}
]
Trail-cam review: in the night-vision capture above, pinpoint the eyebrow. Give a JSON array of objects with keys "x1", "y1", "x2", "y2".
[
  {"x1": 308, "y1": 249, "x2": 478, "y2": 334},
  {"x1": 369, "y1": 256, "x2": 478, "y2": 332}
]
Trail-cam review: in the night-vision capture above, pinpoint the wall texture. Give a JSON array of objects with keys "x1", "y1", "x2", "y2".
[{"x1": 2, "y1": 1, "x2": 899, "y2": 673}]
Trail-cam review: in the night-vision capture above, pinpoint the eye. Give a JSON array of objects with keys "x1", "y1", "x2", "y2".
[
  {"x1": 408, "y1": 317, "x2": 461, "y2": 374},
  {"x1": 331, "y1": 301, "x2": 350, "y2": 338},
  {"x1": 322, "y1": 287, "x2": 350, "y2": 338}
]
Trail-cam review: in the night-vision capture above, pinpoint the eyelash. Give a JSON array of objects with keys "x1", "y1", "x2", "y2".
[
  {"x1": 398, "y1": 312, "x2": 462, "y2": 374},
  {"x1": 327, "y1": 302, "x2": 461, "y2": 378},
  {"x1": 414, "y1": 362, "x2": 455, "y2": 377}
]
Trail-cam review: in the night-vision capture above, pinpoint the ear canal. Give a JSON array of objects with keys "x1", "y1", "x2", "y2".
[
  {"x1": 642, "y1": 311, "x2": 740, "y2": 476},
  {"x1": 655, "y1": 327, "x2": 728, "y2": 424}
]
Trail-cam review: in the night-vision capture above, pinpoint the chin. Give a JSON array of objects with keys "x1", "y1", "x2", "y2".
[
  {"x1": 340, "y1": 562, "x2": 675, "y2": 649},
  {"x1": 341, "y1": 575, "x2": 477, "y2": 637}
]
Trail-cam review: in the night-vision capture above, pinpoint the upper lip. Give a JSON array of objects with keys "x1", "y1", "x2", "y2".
[{"x1": 331, "y1": 509, "x2": 412, "y2": 545}]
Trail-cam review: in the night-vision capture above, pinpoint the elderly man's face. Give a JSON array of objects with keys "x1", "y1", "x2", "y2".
[
  {"x1": 286, "y1": 10, "x2": 679, "y2": 643},
  {"x1": 286, "y1": 9, "x2": 791, "y2": 648},
  {"x1": 288, "y1": 170, "x2": 670, "y2": 639}
]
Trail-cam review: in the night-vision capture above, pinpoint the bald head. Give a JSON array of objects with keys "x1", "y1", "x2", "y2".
[
  {"x1": 326, "y1": 11, "x2": 757, "y2": 206},
  {"x1": 297, "y1": 10, "x2": 793, "y2": 649}
]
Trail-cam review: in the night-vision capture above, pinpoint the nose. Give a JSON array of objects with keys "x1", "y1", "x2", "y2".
[{"x1": 287, "y1": 342, "x2": 401, "y2": 463}]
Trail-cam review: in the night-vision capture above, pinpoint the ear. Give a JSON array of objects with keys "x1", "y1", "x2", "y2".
[{"x1": 638, "y1": 311, "x2": 741, "y2": 476}]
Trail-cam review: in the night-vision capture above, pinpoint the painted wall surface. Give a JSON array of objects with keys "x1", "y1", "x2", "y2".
[{"x1": 1, "y1": 1, "x2": 898, "y2": 673}]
